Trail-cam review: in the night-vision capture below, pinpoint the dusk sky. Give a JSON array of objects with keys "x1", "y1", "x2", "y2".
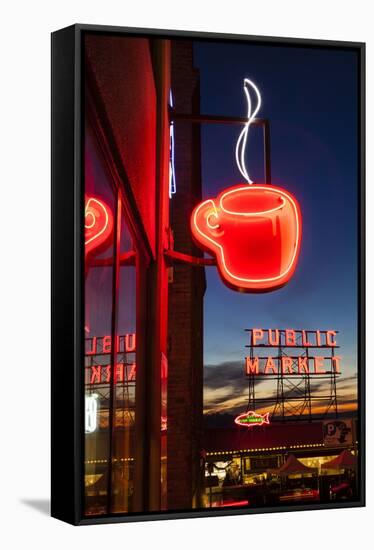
[{"x1": 193, "y1": 41, "x2": 359, "y2": 417}]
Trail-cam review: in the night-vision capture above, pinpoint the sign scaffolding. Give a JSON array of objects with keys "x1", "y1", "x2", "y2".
[{"x1": 244, "y1": 328, "x2": 341, "y2": 422}]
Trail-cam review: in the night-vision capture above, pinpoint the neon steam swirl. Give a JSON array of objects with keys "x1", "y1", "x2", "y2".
[{"x1": 235, "y1": 78, "x2": 262, "y2": 184}]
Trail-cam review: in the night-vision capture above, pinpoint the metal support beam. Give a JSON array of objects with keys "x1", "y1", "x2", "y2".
[
  {"x1": 171, "y1": 111, "x2": 272, "y2": 185},
  {"x1": 89, "y1": 250, "x2": 136, "y2": 268},
  {"x1": 263, "y1": 120, "x2": 271, "y2": 184},
  {"x1": 171, "y1": 112, "x2": 266, "y2": 126},
  {"x1": 164, "y1": 249, "x2": 216, "y2": 266}
]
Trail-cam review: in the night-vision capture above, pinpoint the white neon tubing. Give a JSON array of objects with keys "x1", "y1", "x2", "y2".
[
  {"x1": 85, "y1": 394, "x2": 99, "y2": 433},
  {"x1": 169, "y1": 89, "x2": 176, "y2": 198},
  {"x1": 235, "y1": 78, "x2": 262, "y2": 184},
  {"x1": 169, "y1": 122, "x2": 176, "y2": 198}
]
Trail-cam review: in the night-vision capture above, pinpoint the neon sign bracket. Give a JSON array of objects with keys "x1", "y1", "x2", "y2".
[
  {"x1": 165, "y1": 111, "x2": 272, "y2": 268},
  {"x1": 169, "y1": 110, "x2": 271, "y2": 184},
  {"x1": 164, "y1": 248, "x2": 216, "y2": 267}
]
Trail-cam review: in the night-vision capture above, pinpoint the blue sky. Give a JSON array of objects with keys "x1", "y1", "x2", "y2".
[{"x1": 193, "y1": 41, "x2": 359, "y2": 415}]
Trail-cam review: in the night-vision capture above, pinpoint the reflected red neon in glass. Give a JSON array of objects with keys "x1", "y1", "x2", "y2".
[
  {"x1": 85, "y1": 196, "x2": 114, "y2": 256},
  {"x1": 213, "y1": 500, "x2": 249, "y2": 508},
  {"x1": 191, "y1": 184, "x2": 302, "y2": 292}
]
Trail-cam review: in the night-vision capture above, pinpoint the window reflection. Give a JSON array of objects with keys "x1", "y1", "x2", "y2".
[{"x1": 84, "y1": 121, "x2": 137, "y2": 515}]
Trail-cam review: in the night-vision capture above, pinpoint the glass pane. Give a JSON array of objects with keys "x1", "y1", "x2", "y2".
[
  {"x1": 110, "y1": 208, "x2": 136, "y2": 513},
  {"x1": 84, "y1": 120, "x2": 137, "y2": 515},
  {"x1": 84, "y1": 122, "x2": 115, "y2": 515}
]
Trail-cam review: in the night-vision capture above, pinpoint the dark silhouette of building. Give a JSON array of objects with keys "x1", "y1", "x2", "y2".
[{"x1": 167, "y1": 40, "x2": 206, "y2": 509}]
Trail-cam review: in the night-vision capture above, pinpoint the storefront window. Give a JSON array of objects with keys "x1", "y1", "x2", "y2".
[
  {"x1": 84, "y1": 121, "x2": 137, "y2": 515},
  {"x1": 110, "y1": 210, "x2": 136, "y2": 513}
]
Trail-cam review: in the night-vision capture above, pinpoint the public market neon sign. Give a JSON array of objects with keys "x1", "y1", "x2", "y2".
[
  {"x1": 245, "y1": 328, "x2": 342, "y2": 376},
  {"x1": 191, "y1": 79, "x2": 302, "y2": 292}
]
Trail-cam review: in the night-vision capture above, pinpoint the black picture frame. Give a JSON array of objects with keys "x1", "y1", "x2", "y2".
[{"x1": 51, "y1": 24, "x2": 365, "y2": 525}]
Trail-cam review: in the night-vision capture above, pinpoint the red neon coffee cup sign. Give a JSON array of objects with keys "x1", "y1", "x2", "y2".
[
  {"x1": 191, "y1": 184, "x2": 301, "y2": 292},
  {"x1": 191, "y1": 79, "x2": 302, "y2": 292}
]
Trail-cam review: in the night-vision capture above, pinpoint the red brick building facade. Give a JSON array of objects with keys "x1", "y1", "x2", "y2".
[{"x1": 167, "y1": 41, "x2": 206, "y2": 509}]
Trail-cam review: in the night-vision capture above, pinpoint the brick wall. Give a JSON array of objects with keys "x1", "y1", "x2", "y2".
[{"x1": 167, "y1": 40, "x2": 206, "y2": 509}]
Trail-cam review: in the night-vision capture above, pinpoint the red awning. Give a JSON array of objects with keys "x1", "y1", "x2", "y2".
[
  {"x1": 321, "y1": 449, "x2": 357, "y2": 470},
  {"x1": 270, "y1": 454, "x2": 317, "y2": 476}
]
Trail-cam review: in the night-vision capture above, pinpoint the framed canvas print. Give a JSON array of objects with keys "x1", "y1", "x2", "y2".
[{"x1": 51, "y1": 24, "x2": 365, "y2": 525}]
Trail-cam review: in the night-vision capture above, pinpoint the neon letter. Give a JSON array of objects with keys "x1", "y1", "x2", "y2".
[
  {"x1": 252, "y1": 329, "x2": 264, "y2": 345},
  {"x1": 114, "y1": 363, "x2": 124, "y2": 384},
  {"x1": 268, "y1": 329, "x2": 279, "y2": 346},
  {"x1": 281, "y1": 356, "x2": 293, "y2": 374},
  {"x1": 104, "y1": 365, "x2": 111, "y2": 382},
  {"x1": 332, "y1": 356, "x2": 342, "y2": 374},
  {"x1": 285, "y1": 329, "x2": 296, "y2": 346},
  {"x1": 128, "y1": 363, "x2": 136, "y2": 381},
  {"x1": 246, "y1": 356, "x2": 259, "y2": 375},
  {"x1": 326, "y1": 331, "x2": 337, "y2": 347},
  {"x1": 90, "y1": 365, "x2": 102, "y2": 384},
  {"x1": 102, "y1": 335, "x2": 111, "y2": 353},
  {"x1": 302, "y1": 330, "x2": 312, "y2": 346},
  {"x1": 264, "y1": 356, "x2": 277, "y2": 374},
  {"x1": 86, "y1": 337, "x2": 97, "y2": 356},
  {"x1": 125, "y1": 333, "x2": 136, "y2": 353},
  {"x1": 316, "y1": 330, "x2": 322, "y2": 347},
  {"x1": 298, "y1": 356, "x2": 309, "y2": 374},
  {"x1": 314, "y1": 356, "x2": 326, "y2": 374}
]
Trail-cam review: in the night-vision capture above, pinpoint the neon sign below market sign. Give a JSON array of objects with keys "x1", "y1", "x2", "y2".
[{"x1": 235, "y1": 411, "x2": 270, "y2": 428}]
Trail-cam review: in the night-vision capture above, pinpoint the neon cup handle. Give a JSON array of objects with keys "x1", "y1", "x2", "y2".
[{"x1": 192, "y1": 199, "x2": 223, "y2": 245}]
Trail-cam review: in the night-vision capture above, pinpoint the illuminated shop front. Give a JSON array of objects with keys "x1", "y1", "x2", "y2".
[
  {"x1": 201, "y1": 326, "x2": 358, "y2": 508},
  {"x1": 203, "y1": 420, "x2": 358, "y2": 507}
]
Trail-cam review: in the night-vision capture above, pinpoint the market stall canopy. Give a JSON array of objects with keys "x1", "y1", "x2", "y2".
[
  {"x1": 269, "y1": 454, "x2": 317, "y2": 476},
  {"x1": 321, "y1": 449, "x2": 356, "y2": 470}
]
